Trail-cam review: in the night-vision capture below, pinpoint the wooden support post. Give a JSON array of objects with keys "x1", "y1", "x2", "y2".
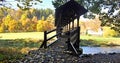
[
  {"x1": 72, "y1": 21, "x2": 74, "y2": 29},
  {"x1": 44, "y1": 31, "x2": 47, "y2": 48},
  {"x1": 56, "y1": 27, "x2": 62, "y2": 38},
  {"x1": 76, "y1": 27, "x2": 80, "y2": 49},
  {"x1": 69, "y1": 22, "x2": 70, "y2": 31},
  {"x1": 74, "y1": 17, "x2": 80, "y2": 49},
  {"x1": 40, "y1": 31, "x2": 47, "y2": 48},
  {"x1": 77, "y1": 19, "x2": 79, "y2": 27},
  {"x1": 73, "y1": 28, "x2": 80, "y2": 50}
]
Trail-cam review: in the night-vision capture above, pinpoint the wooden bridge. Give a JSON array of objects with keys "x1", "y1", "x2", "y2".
[{"x1": 40, "y1": 0, "x2": 87, "y2": 56}]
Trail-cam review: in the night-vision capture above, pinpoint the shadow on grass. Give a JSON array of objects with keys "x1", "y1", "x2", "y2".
[
  {"x1": 0, "y1": 39, "x2": 43, "y2": 63},
  {"x1": 0, "y1": 39, "x2": 42, "y2": 48}
]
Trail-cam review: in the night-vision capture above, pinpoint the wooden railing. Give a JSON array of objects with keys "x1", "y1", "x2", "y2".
[
  {"x1": 40, "y1": 28, "x2": 62, "y2": 48},
  {"x1": 66, "y1": 27, "x2": 81, "y2": 55},
  {"x1": 40, "y1": 26, "x2": 81, "y2": 55}
]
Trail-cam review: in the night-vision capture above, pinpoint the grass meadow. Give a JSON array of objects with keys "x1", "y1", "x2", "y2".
[
  {"x1": 80, "y1": 35, "x2": 120, "y2": 46},
  {"x1": 0, "y1": 32, "x2": 120, "y2": 63}
]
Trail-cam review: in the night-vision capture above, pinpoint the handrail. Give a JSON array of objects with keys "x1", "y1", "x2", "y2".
[
  {"x1": 47, "y1": 32, "x2": 61, "y2": 41},
  {"x1": 47, "y1": 28, "x2": 62, "y2": 34},
  {"x1": 46, "y1": 29, "x2": 57, "y2": 34},
  {"x1": 40, "y1": 28, "x2": 62, "y2": 48}
]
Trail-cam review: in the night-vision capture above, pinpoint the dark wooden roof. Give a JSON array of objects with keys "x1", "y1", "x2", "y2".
[{"x1": 55, "y1": 0, "x2": 88, "y2": 27}]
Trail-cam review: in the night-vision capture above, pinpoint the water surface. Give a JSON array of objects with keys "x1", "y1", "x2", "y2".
[{"x1": 81, "y1": 46, "x2": 120, "y2": 54}]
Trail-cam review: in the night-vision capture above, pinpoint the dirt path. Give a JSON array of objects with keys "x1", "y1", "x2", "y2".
[{"x1": 18, "y1": 38, "x2": 120, "y2": 63}]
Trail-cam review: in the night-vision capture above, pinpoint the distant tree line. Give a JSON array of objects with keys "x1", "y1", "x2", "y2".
[{"x1": 0, "y1": 7, "x2": 54, "y2": 32}]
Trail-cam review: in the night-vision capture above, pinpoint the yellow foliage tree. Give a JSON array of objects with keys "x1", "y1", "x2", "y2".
[
  {"x1": 31, "y1": 16, "x2": 38, "y2": 31},
  {"x1": 103, "y1": 26, "x2": 118, "y2": 37},
  {"x1": 36, "y1": 19, "x2": 54, "y2": 32},
  {"x1": 3, "y1": 14, "x2": 12, "y2": 27},
  {"x1": 8, "y1": 19, "x2": 18, "y2": 32},
  {"x1": 20, "y1": 14, "x2": 27, "y2": 22},
  {"x1": 36, "y1": 20, "x2": 44, "y2": 32},
  {"x1": 0, "y1": 23, "x2": 5, "y2": 33}
]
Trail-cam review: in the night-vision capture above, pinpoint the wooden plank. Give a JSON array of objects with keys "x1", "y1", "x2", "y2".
[
  {"x1": 70, "y1": 42, "x2": 78, "y2": 54},
  {"x1": 70, "y1": 33, "x2": 78, "y2": 41},
  {"x1": 71, "y1": 34, "x2": 78, "y2": 43},
  {"x1": 70, "y1": 28, "x2": 78, "y2": 36}
]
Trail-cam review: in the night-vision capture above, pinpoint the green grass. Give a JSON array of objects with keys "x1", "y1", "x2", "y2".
[
  {"x1": 0, "y1": 32, "x2": 44, "y2": 40},
  {"x1": 0, "y1": 39, "x2": 42, "y2": 63},
  {"x1": 80, "y1": 35, "x2": 120, "y2": 46},
  {"x1": 0, "y1": 32, "x2": 56, "y2": 40}
]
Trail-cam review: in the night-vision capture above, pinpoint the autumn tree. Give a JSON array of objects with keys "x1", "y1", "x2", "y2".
[
  {"x1": 0, "y1": 22, "x2": 5, "y2": 33},
  {"x1": 37, "y1": 15, "x2": 54, "y2": 32},
  {"x1": 32, "y1": 16, "x2": 38, "y2": 31},
  {"x1": 15, "y1": 9, "x2": 23, "y2": 20},
  {"x1": 25, "y1": 10, "x2": 33, "y2": 19},
  {"x1": 2, "y1": 14, "x2": 13, "y2": 31},
  {"x1": 0, "y1": 7, "x2": 8, "y2": 18},
  {"x1": 46, "y1": 14, "x2": 55, "y2": 29},
  {"x1": 36, "y1": 20, "x2": 45, "y2": 32},
  {"x1": 0, "y1": 8, "x2": 5, "y2": 18},
  {"x1": 46, "y1": 14, "x2": 55, "y2": 24},
  {"x1": 8, "y1": 19, "x2": 18, "y2": 32}
]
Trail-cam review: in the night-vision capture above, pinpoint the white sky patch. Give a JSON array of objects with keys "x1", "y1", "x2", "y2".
[
  {"x1": 113, "y1": 10, "x2": 119, "y2": 16},
  {"x1": 101, "y1": 8, "x2": 109, "y2": 13},
  {"x1": 0, "y1": 0, "x2": 55, "y2": 10},
  {"x1": 32, "y1": 0, "x2": 55, "y2": 9}
]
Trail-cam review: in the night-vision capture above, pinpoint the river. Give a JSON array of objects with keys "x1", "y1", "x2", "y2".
[{"x1": 81, "y1": 46, "x2": 120, "y2": 54}]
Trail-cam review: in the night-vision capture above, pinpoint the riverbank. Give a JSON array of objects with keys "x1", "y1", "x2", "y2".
[{"x1": 18, "y1": 47, "x2": 120, "y2": 63}]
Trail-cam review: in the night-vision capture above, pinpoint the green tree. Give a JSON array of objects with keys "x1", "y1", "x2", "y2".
[
  {"x1": 16, "y1": 0, "x2": 42, "y2": 10},
  {"x1": 52, "y1": 0, "x2": 120, "y2": 33}
]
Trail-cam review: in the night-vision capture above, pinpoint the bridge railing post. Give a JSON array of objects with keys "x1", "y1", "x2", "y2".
[
  {"x1": 40, "y1": 31, "x2": 47, "y2": 48},
  {"x1": 44, "y1": 31, "x2": 47, "y2": 48}
]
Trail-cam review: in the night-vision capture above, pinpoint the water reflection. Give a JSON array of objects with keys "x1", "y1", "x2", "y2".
[{"x1": 81, "y1": 46, "x2": 120, "y2": 54}]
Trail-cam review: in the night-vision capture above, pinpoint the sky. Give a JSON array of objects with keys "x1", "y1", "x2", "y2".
[
  {"x1": 3, "y1": 0, "x2": 55, "y2": 10},
  {"x1": 32, "y1": 0, "x2": 55, "y2": 9}
]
